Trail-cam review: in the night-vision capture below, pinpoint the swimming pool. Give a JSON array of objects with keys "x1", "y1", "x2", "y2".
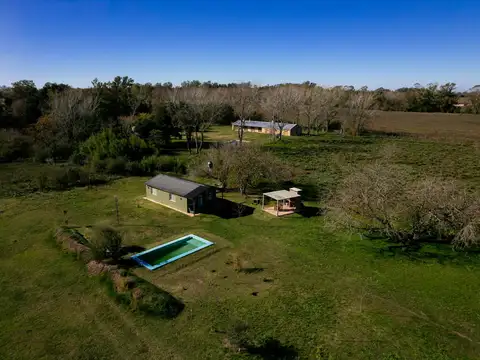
[{"x1": 131, "y1": 234, "x2": 214, "y2": 270}]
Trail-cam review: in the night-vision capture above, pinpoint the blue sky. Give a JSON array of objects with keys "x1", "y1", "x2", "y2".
[{"x1": 1, "y1": 0, "x2": 478, "y2": 90}]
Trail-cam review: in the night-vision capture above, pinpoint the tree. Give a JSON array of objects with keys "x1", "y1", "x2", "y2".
[
  {"x1": 466, "y1": 92, "x2": 480, "y2": 114},
  {"x1": 342, "y1": 91, "x2": 375, "y2": 136},
  {"x1": 317, "y1": 87, "x2": 343, "y2": 133},
  {"x1": 169, "y1": 87, "x2": 225, "y2": 153},
  {"x1": 329, "y1": 160, "x2": 480, "y2": 249},
  {"x1": 10, "y1": 80, "x2": 40, "y2": 127},
  {"x1": 227, "y1": 85, "x2": 261, "y2": 144},
  {"x1": 128, "y1": 84, "x2": 151, "y2": 117},
  {"x1": 261, "y1": 85, "x2": 301, "y2": 141},
  {"x1": 229, "y1": 144, "x2": 291, "y2": 195},
  {"x1": 299, "y1": 86, "x2": 322, "y2": 135},
  {"x1": 49, "y1": 88, "x2": 100, "y2": 147},
  {"x1": 190, "y1": 145, "x2": 236, "y2": 197}
]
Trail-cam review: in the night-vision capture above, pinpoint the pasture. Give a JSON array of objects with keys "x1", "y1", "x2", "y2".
[{"x1": 2, "y1": 112, "x2": 480, "y2": 359}]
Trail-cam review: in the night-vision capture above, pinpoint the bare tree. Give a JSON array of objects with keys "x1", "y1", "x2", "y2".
[
  {"x1": 227, "y1": 85, "x2": 260, "y2": 144},
  {"x1": 466, "y1": 92, "x2": 480, "y2": 114},
  {"x1": 299, "y1": 86, "x2": 322, "y2": 135},
  {"x1": 342, "y1": 91, "x2": 375, "y2": 136},
  {"x1": 169, "y1": 87, "x2": 225, "y2": 153},
  {"x1": 128, "y1": 84, "x2": 150, "y2": 117},
  {"x1": 261, "y1": 85, "x2": 301, "y2": 141},
  {"x1": 190, "y1": 144, "x2": 236, "y2": 197},
  {"x1": 230, "y1": 144, "x2": 291, "y2": 195},
  {"x1": 196, "y1": 88, "x2": 226, "y2": 152},
  {"x1": 50, "y1": 89, "x2": 99, "y2": 144},
  {"x1": 329, "y1": 159, "x2": 480, "y2": 249},
  {"x1": 317, "y1": 87, "x2": 343, "y2": 133}
]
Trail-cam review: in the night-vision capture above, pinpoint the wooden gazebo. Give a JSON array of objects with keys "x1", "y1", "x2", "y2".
[{"x1": 262, "y1": 188, "x2": 302, "y2": 217}]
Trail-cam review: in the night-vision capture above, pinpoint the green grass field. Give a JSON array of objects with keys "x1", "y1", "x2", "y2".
[{"x1": 2, "y1": 125, "x2": 480, "y2": 359}]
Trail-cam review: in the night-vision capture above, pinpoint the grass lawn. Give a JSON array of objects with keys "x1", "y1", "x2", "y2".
[{"x1": 2, "y1": 124, "x2": 480, "y2": 359}]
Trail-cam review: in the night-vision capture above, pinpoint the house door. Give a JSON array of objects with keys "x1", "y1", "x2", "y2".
[{"x1": 198, "y1": 195, "x2": 203, "y2": 208}]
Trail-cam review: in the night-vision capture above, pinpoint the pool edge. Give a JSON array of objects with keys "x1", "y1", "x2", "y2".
[{"x1": 131, "y1": 234, "x2": 215, "y2": 271}]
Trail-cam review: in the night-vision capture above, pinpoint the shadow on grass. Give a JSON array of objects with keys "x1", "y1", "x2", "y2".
[
  {"x1": 246, "y1": 338, "x2": 299, "y2": 360},
  {"x1": 298, "y1": 205, "x2": 325, "y2": 218},
  {"x1": 206, "y1": 198, "x2": 255, "y2": 219},
  {"x1": 369, "y1": 241, "x2": 480, "y2": 266}
]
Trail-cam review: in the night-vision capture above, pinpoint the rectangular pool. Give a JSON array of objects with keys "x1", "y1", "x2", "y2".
[{"x1": 131, "y1": 234, "x2": 214, "y2": 270}]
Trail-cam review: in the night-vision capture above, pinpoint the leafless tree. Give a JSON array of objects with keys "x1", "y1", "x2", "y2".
[
  {"x1": 317, "y1": 87, "x2": 344, "y2": 133},
  {"x1": 299, "y1": 86, "x2": 322, "y2": 135},
  {"x1": 230, "y1": 144, "x2": 291, "y2": 195},
  {"x1": 466, "y1": 92, "x2": 480, "y2": 114},
  {"x1": 50, "y1": 89, "x2": 99, "y2": 144},
  {"x1": 170, "y1": 87, "x2": 225, "y2": 153},
  {"x1": 128, "y1": 84, "x2": 151, "y2": 117},
  {"x1": 261, "y1": 85, "x2": 301, "y2": 141},
  {"x1": 328, "y1": 159, "x2": 480, "y2": 249},
  {"x1": 227, "y1": 85, "x2": 261, "y2": 144},
  {"x1": 342, "y1": 91, "x2": 375, "y2": 136}
]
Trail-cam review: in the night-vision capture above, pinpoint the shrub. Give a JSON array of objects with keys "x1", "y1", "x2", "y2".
[
  {"x1": 125, "y1": 161, "x2": 143, "y2": 176},
  {"x1": 36, "y1": 171, "x2": 48, "y2": 191},
  {"x1": 0, "y1": 130, "x2": 33, "y2": 162},
  {"x1": 105, "y1": 157, "x2": 127, "y2": 175},
  {"x1": 79, "y1": 128, "x2": 154, "y2": 163},
  {"x1": 91, "y1": 158, "x2": 107, "y2": 173},
  {"x1": 87, "y1": 225, "x2": 123, "y2": 261},
  {"x1": 139, "y1": 155, "x2": 185, "y2": 175}
]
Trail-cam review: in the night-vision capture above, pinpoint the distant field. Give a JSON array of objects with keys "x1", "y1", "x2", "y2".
[{"x1": 371, "y1": 111, "x2": 480, "y2": 140}]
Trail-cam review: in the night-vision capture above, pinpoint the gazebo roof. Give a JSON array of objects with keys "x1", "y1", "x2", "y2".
[{"x1": 263, "y1": 190, "x2": 301, "y2": 201}]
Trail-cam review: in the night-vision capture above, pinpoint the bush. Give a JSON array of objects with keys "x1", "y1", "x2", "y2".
[
  {"x1": 139, "y1": 155, "x2": 185, "y2": 175},
  {"x1": 105, "y1": 157, "x2": 127, "y2": 175},
  {"x1": 0, "y1": 130, "x2": 33, "y2": 162},
  {"x1": 91, "y1": 158, "x2": 107, "y2": 173},
  {"x1": 87, "y1": 225, "x2": 123, "y2": 261},
  {"x1": 125, "y1": 161, "x2": 143, "y2": 176},
  {"x1": 80, "y1": 128, "x2": 154, "y2": 163},
  {"x1": 53, "y1": 168, "x2": 77, "y2": 189}
]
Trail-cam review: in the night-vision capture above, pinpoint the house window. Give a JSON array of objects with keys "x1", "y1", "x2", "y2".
[
  {"x1": 169, "y1": 193, "x2": 176, "y2": 202},
  {"x1": 152, "y1": 188, "x2": 157, "y2": 196},
  {"x1": 207, "y1": 191, "x2": 213, "y2": 200}
]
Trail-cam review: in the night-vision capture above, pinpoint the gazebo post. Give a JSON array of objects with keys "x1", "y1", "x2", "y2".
[
  {"x1": 276, "y1": 199, "x2": 279, "y2": 216},
  {"x1": 262, "y1": 194, "x2": 265, "y2": 209}
]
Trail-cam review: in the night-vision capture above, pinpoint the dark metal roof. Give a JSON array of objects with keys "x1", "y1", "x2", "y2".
[
  {"x1": 232, "y1": 120, "x2": 298, "y2": 131},
  {"x1": 145, "y1": 174, "x2": 212, "y2": 199}
]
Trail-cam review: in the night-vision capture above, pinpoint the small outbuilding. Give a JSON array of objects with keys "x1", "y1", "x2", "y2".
[
  {"x1": 262, "y1": 187, "x2": 302, "y2": 216},
  {"x1": 145, "y1": 174, "x2": 216, "y2": 216},
  {"x1": 231, "y1": 120, "x2": 302, "y2": 136}
]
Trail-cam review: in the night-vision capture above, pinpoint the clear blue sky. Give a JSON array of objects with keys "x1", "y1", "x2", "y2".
[{"x1": 1, "y1": 0, "x2": 478, "y2": 90}]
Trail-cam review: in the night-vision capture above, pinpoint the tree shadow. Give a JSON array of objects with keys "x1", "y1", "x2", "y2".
[
  {"x1": 298, "y1": 205, "x2": 324, "y2": 218},
  {"x1": 369, "y1": 241, "x2": 480, "y2": 266},
  {"x1": 246, "y1": 338, "x2": 299, "y2": 360},
  {"x1": 206, "y1": 198, "x2": 255, "y2": 219}
]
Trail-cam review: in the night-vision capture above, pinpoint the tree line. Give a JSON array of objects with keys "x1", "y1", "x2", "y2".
[{"x1": 1, "y1": 77, "x2": 479, "y2": 165}]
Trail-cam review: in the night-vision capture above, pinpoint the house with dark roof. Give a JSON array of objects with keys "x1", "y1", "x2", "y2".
[
  {"x1": 231, "y1": 120, "x2": 302, "y2": 136},
  {"x1": 145, "y1": 174, "x2": 216, "y2": 216}
]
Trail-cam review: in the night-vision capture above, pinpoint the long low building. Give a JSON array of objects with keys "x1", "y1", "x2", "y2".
[{"x1": 231, "y1": 120, "x2": 302, "y2": 136}]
